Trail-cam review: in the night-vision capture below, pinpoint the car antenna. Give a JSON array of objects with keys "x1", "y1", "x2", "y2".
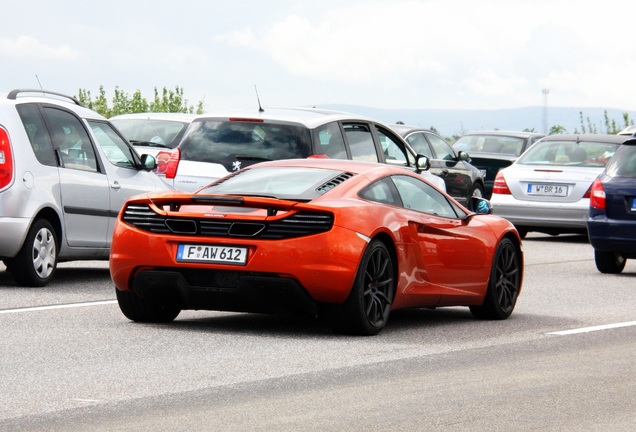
[
  {"x1": 35, "y1": 74, "x2": 45, "y2": 94},
  {"x1": 254, "y1": 85, "x2": 264, "y2": 112}
]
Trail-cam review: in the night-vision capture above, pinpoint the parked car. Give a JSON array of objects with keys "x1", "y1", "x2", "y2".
[
  {"x1": 453, "y1": 131, "x2": 545, "y2": 198},
  {"x1": 110, "y1": 112, "x2": 197, "y2": 157},
  {"x1": 110, "y1": 158, "x2": 523, "y2": 335},
  {"x1": 617, "y1": 125, "x2": 636, "y2": 136},
  {"x1": 587, "y1": 138, "x2": 636, "y2": 273},
  {"x1": 390, "y1": 124, "x2": 485, "y2": 209},
  {"x1": 0, "y1": 89, "x2": 171, "y2": 287},
  {"x1": 153, "y1": 107, "x2": 446, "y2": 192},
  {"x1": 490, "y1": 134, "x2": 628, "y2": 238}
]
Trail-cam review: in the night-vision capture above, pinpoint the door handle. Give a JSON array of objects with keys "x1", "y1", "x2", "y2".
[{"x1": 111, "y1": 181, "x2": 121, "y2": 191}]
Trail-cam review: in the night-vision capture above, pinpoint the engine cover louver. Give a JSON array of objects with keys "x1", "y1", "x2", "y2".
[{"x1": 122, "y1": 204, "x2": 333, "y2": 239}]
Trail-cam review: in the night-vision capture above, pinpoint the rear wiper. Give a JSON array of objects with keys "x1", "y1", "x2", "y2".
[{"x1": 129, "y1": 140, "x2": 170, "y2": 149}]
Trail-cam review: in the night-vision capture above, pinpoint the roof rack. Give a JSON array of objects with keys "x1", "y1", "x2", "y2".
[{"x1": 6, "y1": 89, "x2": 84, "y2": 107}]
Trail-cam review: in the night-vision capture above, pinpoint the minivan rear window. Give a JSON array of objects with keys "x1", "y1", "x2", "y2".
[{"x1": 179, "y1": 119, "x2": 312, "y2": 172}]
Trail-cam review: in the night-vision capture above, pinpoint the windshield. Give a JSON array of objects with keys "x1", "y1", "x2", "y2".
[
  {"x1": 198, "y1": 167, "x2": 348, "y2": 201},
  {"x1": 111, "y1": 119, "x2": 190, "y2": 148},
  {"x1": 179, "y1": 119, "x2": 312, "y2": 171},
  {"x1": 453, "y1": 135, "x2": 526, "y2": 156},
  {"x1": 516, "y1": 140, "x2": 618, "y2": 167}
]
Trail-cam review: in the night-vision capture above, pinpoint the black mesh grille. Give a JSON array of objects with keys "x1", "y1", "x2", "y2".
[
  {"x1": 316, "y1": 172, "x2": 355, "y2": 193},
  {"x1": 122, "y1": 205, "x2": 333, "y2": 239}
]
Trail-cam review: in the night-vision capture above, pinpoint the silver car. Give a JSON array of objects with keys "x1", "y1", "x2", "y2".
[
  {"x1": 490, "y1": 134, "x2": 627, "y2": 237},
  {"x1": 153, "y1": 107, "x2": 446, "y2": 192},
  {"x1": 0, "y1": 89, "x2": 171, "y2": 286}
]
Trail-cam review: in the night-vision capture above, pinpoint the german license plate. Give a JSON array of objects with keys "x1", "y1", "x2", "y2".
[
  {"x1": 479, "y1": 169, "x2": 487, "y2": 178},
  {"x1": 527, "y1": 184, "x2": 568, "y2": 197},
  {"x1": 176, "y1": 244, "x2": 247, "y2": 265}
]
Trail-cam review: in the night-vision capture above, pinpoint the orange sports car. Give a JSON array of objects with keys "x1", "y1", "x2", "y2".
[{"x1": 110, "y1": 158, "x2": 523, "y2": 335}]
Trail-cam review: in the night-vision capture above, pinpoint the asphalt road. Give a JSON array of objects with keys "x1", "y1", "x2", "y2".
[{"x1": 1, "y1": 233, "x2": 634, "y2": 431}]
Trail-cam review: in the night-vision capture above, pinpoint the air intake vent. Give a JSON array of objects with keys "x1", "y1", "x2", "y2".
[
  {"x1": 122, "y1": 205, "x2": 333, "y2": 239},
  {"x1": 316, "y1": 172, "x2": 355, "y2": 193}
]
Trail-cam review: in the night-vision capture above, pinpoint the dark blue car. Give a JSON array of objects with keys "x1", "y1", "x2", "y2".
[{"x1": 588, "y1": 138, "x2": 636, "y2": 273}]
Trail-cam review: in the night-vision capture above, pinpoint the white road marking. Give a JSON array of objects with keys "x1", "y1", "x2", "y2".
[
  {"x1": 0, "y1": 300, "x2": 117, "y2": 315},
  {"x1": 547, "y1": 320, "x2": 636, "y2": 335}
]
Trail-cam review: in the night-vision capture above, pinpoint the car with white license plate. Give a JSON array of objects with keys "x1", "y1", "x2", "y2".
[{"x1": 490, "y1": 134, "x2": 627, "y2": 237}]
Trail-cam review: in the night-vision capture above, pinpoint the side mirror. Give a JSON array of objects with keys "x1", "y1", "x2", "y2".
[
  {"x1": 457, "y1": 150, "x2": 470, "y2": 162},
  {"x1": 471, "y1": 197, "x2": 493, "y2": 214},
  {"x1": 140, "y1": 153, "x2": 157, "y2": 171},
  {"x1": 414, "y1": 154, "x2": 430, "y2": 173}
]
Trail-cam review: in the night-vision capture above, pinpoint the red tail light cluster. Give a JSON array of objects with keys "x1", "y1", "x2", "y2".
[
  {"x1": 0, "y1": 127, "x2": 14, "y2": 189},
  {"x1": 589, "y1": 177, "x2": 605, "y2": 210},
  {"x1": 492, "y1": 171, "x2": 511, "y2": 195},
  {"x1": 155, "y1": 149, "x2": 181, "y2": 179}
]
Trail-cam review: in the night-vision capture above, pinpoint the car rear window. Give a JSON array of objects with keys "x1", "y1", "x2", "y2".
[
  {"x1": 605, "y1": 145, "x2": 636, "y2": 177},
  {"x1": 179, "y1": 119, "x2": 312, "y2": 171},
  {"x1": 517, "y1": 140, "x2": 618, "y2": 167}
]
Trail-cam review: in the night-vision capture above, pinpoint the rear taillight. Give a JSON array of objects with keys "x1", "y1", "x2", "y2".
[
  {"x1": 589, "y1": 177, "x2": 605, "y2": 210},
  {"x1": 308, "y1": 154, "x2": 330, "y2": 159},
  {"x1": 154, "y1": 150, "x2": 172, "y2": 175},
  {"x1": 0, "y1": 127, "x2": 14, "y2": 189},
  {"x1": 164, "y1": 148, "x2": 181, "y2": 179},
  {"x1": 492, "y1": 171, "x2": 511, "y2": 195}
]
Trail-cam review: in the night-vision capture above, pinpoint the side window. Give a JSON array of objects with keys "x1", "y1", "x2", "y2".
[
  {"x1": 405, "y1": 133, "x2": 433, "y2": 159},
  {"x1": 88, "y1": 121, "x2": 137, "y2": 168},
  {"x1": 44, "y1": 107, "x2": 97, "y2": 172},
  {"x1": 391, "y1": 174, "x2": 459, "y2": 218},
  {"x1": 377, "y1": 127, "x2": 411, "y2": 165},
  {"x1": 315, "y1": 122, "x2": 347, "y2": 159},
  {"x1": 359, "y1": 177, "x2": 402, "y2": 206},
  {"x1": 427, "y1": 133, "x2": 455, "y2": 161},
  {"x1": 343, "y1": 124, "x2": 378, "y2": 162},
  {"x1": 16, "y1": 104, "x2": 56, "y2": 166}
]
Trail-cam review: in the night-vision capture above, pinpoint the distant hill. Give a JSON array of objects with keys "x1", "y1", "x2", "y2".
[{"x1": 318, "y1": 104, "x2": 636, "y2": 139}]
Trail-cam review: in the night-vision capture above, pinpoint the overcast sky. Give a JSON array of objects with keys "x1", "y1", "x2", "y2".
[{"x1": 2, "y1": 0, "x2": 633, "y2": 113}]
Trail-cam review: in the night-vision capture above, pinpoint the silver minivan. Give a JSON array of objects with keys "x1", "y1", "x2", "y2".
[{"x1": 0, "y1": 89, "x2": 172, "y2": 286}]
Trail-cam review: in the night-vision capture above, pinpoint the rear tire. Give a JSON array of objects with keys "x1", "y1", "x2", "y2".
[
  {"x1": 116, "y1": 289, "x2": 181, "y2": 323},
  {"x1": 326, "y1": 240, "x2": 395, "y2": 336},
  {"x1": 470, "y1": 238, "x2": 521, "y2": 320},
  {"x1": 594, "y1": 250, "x2": 626, "y2": 274},
  {"x1": 9, "y1": 219, "x2": 58, "y2": 287}
]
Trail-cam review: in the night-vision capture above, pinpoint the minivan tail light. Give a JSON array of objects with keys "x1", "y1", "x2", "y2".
[
  {"x1": 164, "y1": 148, "x2": 181, "y2": 179},
  {"x1": 0, "y1": 127, "x2": 14, "y2": 189},
  {"x1": 589, "y1": 177, "x2": 605, "y2": 210},
  {"x1": 492, "y1": 171, "x2": 511, "y2": 195}
]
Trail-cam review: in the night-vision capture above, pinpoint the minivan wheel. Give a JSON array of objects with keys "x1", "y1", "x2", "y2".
[{"x1": 10, "y1": 219, "x2": 58, "y2": 287}]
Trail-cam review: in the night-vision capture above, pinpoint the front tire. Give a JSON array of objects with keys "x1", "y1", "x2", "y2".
[
  {"x1": 326, "y1": 240, "x2": 395, "y2": 336},
  {"x1": 8, "y1": 219, "x2": 58, "y2": 287},
  {"x1": 594, "y1": 250, "x2": 626, "y2": 274},
  {"x1": 116, "y1": 289, "x2": 181, "y2": 323},
  {"x1": 470, "y1": 238, "x2": 521, "y2": 320},
  {"x1": 468, "y1": 183, "x2": 485, "y2": 211}
]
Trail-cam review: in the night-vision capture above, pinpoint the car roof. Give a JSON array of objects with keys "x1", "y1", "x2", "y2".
[
  {"x1": 538, "y1": 134, "x2": 629, "y2": 144},
  {"x1": 461, "y1": 130, "x2": 545, "y2": 138},
  {"x1": 194, "y1": 107, "x2": 380, "y2": 129},
  {"x1": 388, "y1": 124, "x2": 437, "y2": 135},
  {"x1": 2, "y1": 89, "x2": 106, "y2": 120},
  {"x1": 110, "y1": 112, "x2": 198, "y2": 122}
]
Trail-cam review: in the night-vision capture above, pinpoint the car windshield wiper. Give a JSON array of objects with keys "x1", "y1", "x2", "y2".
[{"x1": 129, "y1": 140, "x2": 170, "y2": 149}]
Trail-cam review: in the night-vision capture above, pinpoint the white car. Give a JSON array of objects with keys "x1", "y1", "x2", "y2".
[
  {"x1": 154, "y1": 107, "x2": 447, "y2": 193},
  {"x1": 490, "y1": 134, "x2": 627, "y2": 237},
  {"x1": 110, "y1": 112, "x2": 197, "y2": 158}
]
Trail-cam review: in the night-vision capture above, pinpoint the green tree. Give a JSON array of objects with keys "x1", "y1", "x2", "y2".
[
  {"x1": 75, "y1": 85, "x2": 204, "y2": 117},
  {"x1": 549, "y1": 125, "x2": 567, "y2": 134}
]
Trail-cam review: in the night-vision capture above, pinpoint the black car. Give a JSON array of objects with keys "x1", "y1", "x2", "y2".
[
  {"x1": 453, "y1": 130, "x2": 545, "y2": 198},
  {"x1": 390, "y1": 124, "x2": 485, "y2": 210},
  {"x1": 587, "y1": 138, "x2": 636, "y2": 273}
]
